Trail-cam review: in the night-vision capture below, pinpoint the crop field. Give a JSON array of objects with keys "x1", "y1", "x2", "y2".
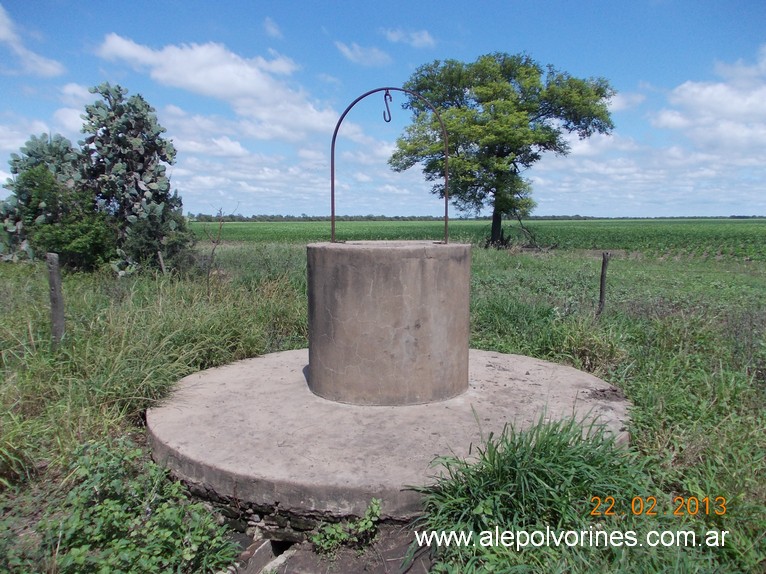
[
  {"x1": 190, "y1": 217, "x2": 766, "y2": 260},
  {"x1": 1, "y1": 217, "x2": 765, "y2": 572}
]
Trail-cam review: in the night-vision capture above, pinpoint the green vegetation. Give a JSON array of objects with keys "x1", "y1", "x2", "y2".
[
  {"x1": 2, "y1": 439, "x2": 237, "y2": 573},
  {"x1": 311, "y1": 498, "x2": 381, "y2": 555},
  {"x1": 390, "y1": 52, "x2": 614, "y2": 244},
  {"x1": 416, "y1": 419, "x2": 718, "y2": 573},
  {"x1": 1, "y1": 218, "x2": 764, "y2": 572},
  {"x1": 190, "y1": 218, "x2": 766, "y2": 261},
  {"x1": 1, "y1": 83, "x2": 194, "y2": 271}
]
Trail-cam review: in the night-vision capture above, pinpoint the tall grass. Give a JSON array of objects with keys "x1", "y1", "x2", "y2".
[
  {"x1": 1, "y1": 231, "x2": 764, "y2": 572},
  {"x1": 416, "y1": 418, "x2": 723, "y2": 573},
  {"x1": 467, "y1": 249, "x2": 766, "y2": 571},
  {"x1": 0, "y1": 245, "x2": 307, "y2": 487}
]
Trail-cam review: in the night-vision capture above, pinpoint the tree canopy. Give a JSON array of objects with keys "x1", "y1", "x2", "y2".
[
  {"x1": 389, "y1": 52, "x2": 615, "y2": 244},
  {"x1": 1, "y1": 83, "x2": 192, "y2": 270}
]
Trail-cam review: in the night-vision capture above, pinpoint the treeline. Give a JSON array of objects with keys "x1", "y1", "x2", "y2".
[
  {"x1": 189, "y1": 213, "x2": 764, "y2": 223},
  {"x1": 189, "y1": 214, "x2": 451, "y2": 222},
  {"x1": 188, "y1": 213, "x2": 599, "y2": 222}
]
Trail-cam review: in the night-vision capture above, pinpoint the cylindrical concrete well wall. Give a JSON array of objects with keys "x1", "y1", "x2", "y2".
[{"x1": 307, "y1": 241, "x2": 471, "y2": 406}]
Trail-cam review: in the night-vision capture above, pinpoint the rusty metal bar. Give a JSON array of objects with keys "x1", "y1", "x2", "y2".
[{"x1": 330, "y1": 87, "x2": 449, "y2": 243}]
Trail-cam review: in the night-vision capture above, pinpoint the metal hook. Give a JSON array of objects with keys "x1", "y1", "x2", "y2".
[{"x1": 383, "y1": 90, "x2": 392, "y2": 122}]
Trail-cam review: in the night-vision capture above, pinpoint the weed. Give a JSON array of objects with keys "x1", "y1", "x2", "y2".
[
  {"x1": 2, "y1": 438, "x2": 238, "y2": 573},
  {"x1": 311, "y1": 498, "x2": 381, "y2": 555},
  {"x1": 415, "y1": 418, "x2": 725, "y2": 573}
]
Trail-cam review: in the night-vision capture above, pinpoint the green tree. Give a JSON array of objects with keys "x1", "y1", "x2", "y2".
[
  {"x1": 15, "y1": 165, "x2": 116, "y2": 270},
  {"x1": 390, "y1": 53, "x2": 615, "y2": 244},
  {"x1": 2, "y1": 133, "x2": 81, "y2": 259},
  {"x1": 80, "y1": 82, "x2": 193, "y2": 266},
  {"x1": 2, "y1": 84, "x2": 194, "y2": 271}
]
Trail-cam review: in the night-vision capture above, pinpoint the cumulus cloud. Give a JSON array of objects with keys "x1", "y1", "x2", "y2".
[
  {"x1": 651, "y1": 44, "x2": 766, "y2": 156},
  {"x1": 0, "y1": 4, "x2": 65, "y2": 76},
  {"x1": 714, "y1": 44, "x2": 766, "y2": 88},
  {"x1": 52, "y1": 107, "x2": 84, "y2": 136},
  {"x1": 59, "y1": 83, "x2": 94, "y2": 108},
  {"x1": 334, "y1": 41, "x2": 391, "y2": 66},
  {"x1": 530, "y1": 44, "x2": 766, "y2": 217},
  {"x1": 96, "y1": 34, "x2": 339, "y2": 142},
  {"x1": 609, "y1": 92, "x2": 645, "y2": 112},
  {"x1": 381, "y1": 28, "x2": 435, "y2": 48}
]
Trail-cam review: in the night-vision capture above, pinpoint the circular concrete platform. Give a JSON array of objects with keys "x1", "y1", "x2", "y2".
[{"x1": 147, "y1": 348, "x2": 630, "y2": 521}]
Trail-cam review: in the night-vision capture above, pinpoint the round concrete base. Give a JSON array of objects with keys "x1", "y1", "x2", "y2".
[{"x1": 147, "y1": 349, "x2": 630, "y2": 521}]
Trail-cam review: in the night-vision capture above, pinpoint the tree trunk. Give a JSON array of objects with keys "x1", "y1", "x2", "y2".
[{"x1": 490, "y1": 207, "x2": 503, "y2": 245}]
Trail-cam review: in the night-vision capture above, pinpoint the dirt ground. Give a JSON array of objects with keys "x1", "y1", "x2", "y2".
[{"x1": 273, "y1": 524, "x2": 432, "y2": 574}]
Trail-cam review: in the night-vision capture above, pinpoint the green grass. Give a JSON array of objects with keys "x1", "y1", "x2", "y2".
[
  {"x1": 190, "y1": 218, "x2": 766, "y2": 260},
  {"x1": 1, "y1": 219, "x2": 765, "y2": 572},
  {"x1": 415, "y1": 418, "x2": 723, "y2": 573},
  {"x1": 462, "y1": 248, "x2": 766, "y2": 571}
]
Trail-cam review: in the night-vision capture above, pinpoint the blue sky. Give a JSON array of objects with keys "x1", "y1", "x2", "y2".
[{"x1": 1, "y1": 1, "x2": 765, "y2": 218}]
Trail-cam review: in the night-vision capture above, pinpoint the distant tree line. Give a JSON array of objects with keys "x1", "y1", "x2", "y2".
[
  {"x1": 188, "y1": 213, "x2": 763, "y2": 223},
  {"x1": 188, "y1": 214, "x2": 609, "y2": 222},
  {"x1": 189, "y1": 214, "x2": 451, "y2": 222}
]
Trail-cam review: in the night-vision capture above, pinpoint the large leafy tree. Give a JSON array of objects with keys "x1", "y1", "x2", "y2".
[{"x1": 390, "y1": 53, "x2": 615, "y2": 244}]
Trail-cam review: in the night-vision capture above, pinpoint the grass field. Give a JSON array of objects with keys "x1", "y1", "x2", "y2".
[
  {"x1": 1, "y1": 218, "x2": 765, "y2": 572},
  {"x1": 190, "y1": 218, "x2": 766, "y2": 260}
]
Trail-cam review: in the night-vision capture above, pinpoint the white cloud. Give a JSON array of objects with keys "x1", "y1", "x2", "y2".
[
  {"x1": 263, "y1": 17, "x2": 282, "y2": 39},
  {"x1": 382, "y1": 28, "x2": 435, "y2": 49},
  {"x1": 651, "y1": 44, "x2": 766, "y2": 155},
  {"x1": 0, "y1": 117, "x2": 50, "y2": 154},
  {"x1": 565, "y1": 132, "x2": 639, "y2": 157},
  {"x1": 172, "y1": 153, "x2": 328, "y2": 216},
  {"x1": 609, "y1": 92, "x2": 645, "y2": 112},
  {"x1": 530, "y1": 44, "x2": 766, "y2": 217},
  {"x1": 0, "y1": 4, "x2": 65, "y2": 76},
  {"x1": 59, "y1": 83, "x2": 93, "y2": 108},
  {"x1": 714, "y1": 44, "x2": 766, "y2": 87},
  {"x1": 334, "y1": 41, "x2": 391, "y2": 66},
  {"x1": 52, "y1": 107, "x2": 84, "y2": 136},
  {"x1": 211, "y1": 136, "x2": 248, "y2": 157},
  {"x1": 651, "y1": 109, "x2": 691, "y2": 130},
  {"x1": 96, "y1": 34, "x2": 339, "y2": 142}
]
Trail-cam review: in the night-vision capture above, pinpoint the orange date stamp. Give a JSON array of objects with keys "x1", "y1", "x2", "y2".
[{"x1": 590, "y1": 495, "x2": 727, "y2": 517}]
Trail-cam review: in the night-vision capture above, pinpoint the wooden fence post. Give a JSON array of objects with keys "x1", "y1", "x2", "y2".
[
  {"x1": 157, "y1": 250, "x2": 167, "y2": 275},
  {"x1": 596, "y1": 251, "x2": 610, "y2": 318},
  {"x1": 46, "y1": 253, "x2": 65, "y2": 347}
]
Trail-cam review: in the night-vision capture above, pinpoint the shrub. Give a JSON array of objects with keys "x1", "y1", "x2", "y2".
[{"x1": 29, "y1": 214, "x2": 116, "y2": 271}]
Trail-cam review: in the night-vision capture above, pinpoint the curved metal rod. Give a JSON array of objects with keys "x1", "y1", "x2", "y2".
[{"x1": 330, "y1": 86, "x2": 450, "y2": 243}]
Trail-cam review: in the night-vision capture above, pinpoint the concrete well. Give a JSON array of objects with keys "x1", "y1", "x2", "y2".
[{"x1": 307, "y1": 241, "x2": 471, "y2": 405}]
